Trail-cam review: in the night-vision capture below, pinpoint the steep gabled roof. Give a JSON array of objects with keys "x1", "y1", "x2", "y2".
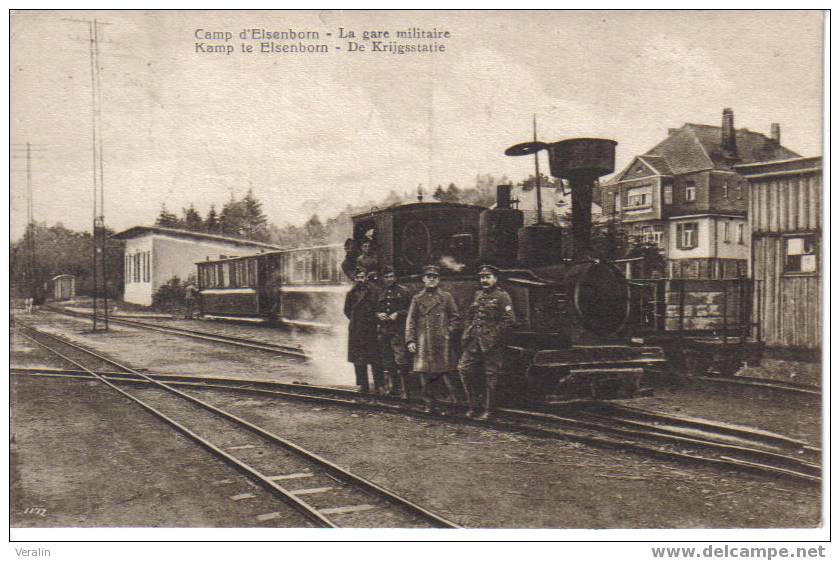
[
  {"x1": 637, "y1": 155, "x2": 673, "y2": 175},
  {"x1": 644, "y1": 123, "x2": 800, "y2": 175}
]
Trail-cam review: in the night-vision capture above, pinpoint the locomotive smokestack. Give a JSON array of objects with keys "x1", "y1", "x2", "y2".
[{"x1": 496, "y1": 184, "x2": 512, "y2": 209}]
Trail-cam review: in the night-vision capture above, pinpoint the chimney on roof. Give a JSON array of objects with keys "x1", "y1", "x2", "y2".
[
  {"x1": 770, "y1": 123, "x2": 781, "y2": 144},
  {"x1": 721, "y1": 108, "x2": 737, "y2": 158}
]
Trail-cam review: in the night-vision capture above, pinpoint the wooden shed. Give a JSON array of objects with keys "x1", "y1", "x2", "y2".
[
  {"x1": 51, "y1": 274, "x2": 76, "y2": 301},
  {"x1": 735, "y1": 156, "x2": 822, "y2": 355}
]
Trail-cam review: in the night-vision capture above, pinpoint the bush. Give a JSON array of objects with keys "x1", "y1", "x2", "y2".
[{"x1": 152, "y1": 276, "x2": 186, "y2": 312}]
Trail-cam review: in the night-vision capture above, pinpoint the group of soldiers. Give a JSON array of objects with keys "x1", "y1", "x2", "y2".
[{"x1": 343, "y1": 258, "x2": 515, "y2": 420}]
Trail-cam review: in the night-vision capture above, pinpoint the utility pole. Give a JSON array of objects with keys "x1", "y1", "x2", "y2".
[
  {"x1": 66, "y1": 17, "x2": 110, "y2": 330},
  {"x1": 533, "y1": 114, "x2": 544, "y2": 224},
  {"x1": 11, "y1": 142, "x2": 46, "y2": 307}
]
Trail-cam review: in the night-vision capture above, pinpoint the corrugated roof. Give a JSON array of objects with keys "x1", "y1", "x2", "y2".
[{"x1": 111, "y1": 226, "x2": 282, "y2": 250}]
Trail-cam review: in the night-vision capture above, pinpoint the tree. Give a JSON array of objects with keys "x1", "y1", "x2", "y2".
[
  {"x1": 433, "y1": 185, "x2": 446, "y2": 201},
  {"x1": 205, "y1": 204, "x2": 220, "y2": 234},
  {"x1": 304, "y1": 214, "x2": 327, "y2": 244},
  {"x1": 444, "y1": 182, "x2": 461, "y2": 201},
  {"x1": 155, "y1": 204, "x2": 182, "y2": 228},
  {"x1": 219, "y1": 195, "x2": 247, "y2": 238},
  {"x1": 10, "y1": 222, "x2": 123, "y2": 300},
  {"x1": 241, "y1": 189, "x2": 270, "y2": 241},
  {"x1": 182, "y1": 204, "x2": 204, "y2": 232}
]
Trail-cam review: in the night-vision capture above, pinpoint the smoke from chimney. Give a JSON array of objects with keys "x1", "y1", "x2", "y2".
[
  {"x1": 771, "y1": 123, "x2": 781, "y2": 144},
  {"x1": 722, "y1": 108, "x2": 737, "y2": 157}
]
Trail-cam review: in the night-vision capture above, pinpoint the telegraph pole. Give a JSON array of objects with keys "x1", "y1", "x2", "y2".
[
  {"x1": 11, "y1": 142, "x2": 46, "y2": 306},
  {"x1": 533, "y1": 114, "x2": 544, "y2": 224},
  {"x1": 66, "y1": 17, "x2": 110, "y2": 330}
]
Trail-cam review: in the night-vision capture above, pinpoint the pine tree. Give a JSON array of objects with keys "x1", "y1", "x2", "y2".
[
  {"x1": 205, "y1": 204, "x2": 220, "y2": 234},
  {"x1": 241, "y1": 188, "x2": 270, "y2": 241},
  {"x1": 182, "y1": 204, "x2": 204, "y2": 232},
  {"x1": 155, "y1": 204, "x2": 181, "y2": 228},
  {"x1": 219, "y1": 196, "x2": 247, "y2": 238},
  {"x1": 444, "y1": 182, "x2": 461, "y2": 202},
  {"x1": 433, "y1": 185, "x2": 446, "y2": 201}
]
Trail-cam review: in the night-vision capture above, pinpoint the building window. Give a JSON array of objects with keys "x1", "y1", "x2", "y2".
[
  {"x1": 676, "y1": 222, "x2": 698, "y2": 249},
  {"x1": 723, "y1": 181, "x2": 729, "y2": 199},
  {"x1": 613, "y1": 191, "x2": 621, "y2": 213},
  {"x1": 685, "y1": 181, "x2": 696, "y2": 202},
  {"x1": 724, "y1": 221, "x2": 731, "y2": 243},
  {"x1": 785, "y1": 236, "x2": 817, "y2": 273},
  {"x1": 737, "y1": 223, "x2": 745, "y2": 244},
  {"x1": 663, "y1": 184, "x2": 673, "y2": 205},
  {"x1": 627, "y1": 185, "x2": 652, "y2": 209},
  {"x1": 736, "y1": 182, "x2": 743, "y2": 199}
]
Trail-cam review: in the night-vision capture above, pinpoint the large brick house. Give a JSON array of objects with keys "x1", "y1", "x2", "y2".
[{"x1": 602, "y1": 109, "x2": 800, "y2": 278}]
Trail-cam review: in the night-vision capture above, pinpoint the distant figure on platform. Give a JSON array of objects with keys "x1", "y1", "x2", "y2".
[
  {"x1": 458, "y1": 264, "x2": 516, "y2": 420},
  {"x1": 344, "y1": 267, "x2": 384, "y2": 393},
  {"x1": 184, "y1": 279, "x2": 199, "y2": 319},
  {"x1": 376, "y1": 266, "x2": 411, "y2": 399},
  {"x1": 24, "y1": 295, "x2": 34, "y2": 314},
  {"x1": 405, "y1": 265, "x2": 461, "y2": 413}
]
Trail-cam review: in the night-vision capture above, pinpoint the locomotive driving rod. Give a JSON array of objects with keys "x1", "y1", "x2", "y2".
[{"x1": 505, "y1": 136, "x2": 617, "y2": 258}]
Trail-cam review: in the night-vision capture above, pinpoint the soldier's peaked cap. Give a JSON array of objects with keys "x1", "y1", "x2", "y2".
[
  {"x1": 381, "y1": 265, "x2": 396, "y2": 275},
  {"x1": 422, "y1": 265, "x2": 441, "y2": 275},
  {"x1": 478, "y1": 264, "x2": 500, "y2": 275}
]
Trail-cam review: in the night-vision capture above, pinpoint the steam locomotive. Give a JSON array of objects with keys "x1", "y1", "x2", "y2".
[{"x1": 196, "y1": 138, "x2": 693, "y2": 401}]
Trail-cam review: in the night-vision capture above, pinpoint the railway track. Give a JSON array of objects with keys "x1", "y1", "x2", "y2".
[
  {"x1": 697, "y1": 375, "x2": 821, "y2": 396},
  {"x1": 45, "y1": 306, "x2": 309, "y2": 360},
  {"x1": 13, "y1": 321, "x2": 459, "y2": 529},
  {"x1": 12, "y1": 330, "x2": 821, "y2": 487}
]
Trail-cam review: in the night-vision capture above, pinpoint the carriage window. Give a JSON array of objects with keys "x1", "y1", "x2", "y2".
[
  {"x1": 318, "y1": 250, "x2": 332, "y2": 281},
  {"x1": 785, "y1": 236, "x2": 817, "y2": 273},
  {"x1": 292, "y1": 253, "x2": 306, "y2": 282},
  {"x1": 249, "y1": 259, "x2": 258, "y2": 287}
]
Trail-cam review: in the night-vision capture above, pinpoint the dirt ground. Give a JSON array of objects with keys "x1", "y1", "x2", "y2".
[
  {"x1": 10, "y1": 320, "x2": 822, "y2": 529},
  {"x1": 11, "y1": 375, "x2": 316, "y2": 528}
]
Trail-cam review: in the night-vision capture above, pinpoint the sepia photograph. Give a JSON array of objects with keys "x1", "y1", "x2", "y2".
[{"x1": 8, "y1": 8, "x2": 827, "y2": 551}]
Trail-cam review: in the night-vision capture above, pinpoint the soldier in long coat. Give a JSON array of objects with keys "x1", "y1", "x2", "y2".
[
  {"x1": 405, "y1": 265, "x2": 461, "y2": 412},
  {"x1": 344, "y1": 268, "x2": 384, "y2": 393}
]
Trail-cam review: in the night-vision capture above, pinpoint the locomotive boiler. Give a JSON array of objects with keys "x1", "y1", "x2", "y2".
[{"x1": 349, "y1": 137, "x2": 665, "y2": 402}]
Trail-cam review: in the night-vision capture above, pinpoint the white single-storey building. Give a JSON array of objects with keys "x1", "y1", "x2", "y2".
[{"x1": 112, "y1": 226, "x2": 281, "y2": 306}]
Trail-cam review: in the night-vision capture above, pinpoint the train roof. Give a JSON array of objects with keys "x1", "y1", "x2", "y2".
[
  {"x1": 351, "y1": 201, "x2": 485, "y2": 221},
  {"x1": 195, "y1": 242, "x2": 344, "y2": 265}
]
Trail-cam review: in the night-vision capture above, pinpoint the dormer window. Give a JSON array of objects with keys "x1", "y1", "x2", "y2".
[{"x1": 685, "y1": 181, "x2": 696, "y2": 202}]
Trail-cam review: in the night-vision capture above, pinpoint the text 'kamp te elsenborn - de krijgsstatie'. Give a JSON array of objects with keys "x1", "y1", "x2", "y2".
[{"x1": 194, "y1": 27, "x2": 452, "y2": 56}]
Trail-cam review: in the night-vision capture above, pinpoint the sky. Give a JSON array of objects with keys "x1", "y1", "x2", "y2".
[{"x1": 10, "y1": 10, "x2": 825, "y2": 240}]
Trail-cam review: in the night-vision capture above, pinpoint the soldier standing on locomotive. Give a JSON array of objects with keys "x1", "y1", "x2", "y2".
[
  {"x1": 344, "y1": 267, "x2": 385, "y2": 394},
  {"x1": 375, "y1": 265, "x2": 411, "y2": 399},
  {"x1": 355, "y1": 239, "x2": 380, "y2": 279},
  {"x1": 458, "y1": 264, "x2": 516, "y2": 420},
  {"x1": 405, "y1": 265, "x2": 461, "y2": 413}
]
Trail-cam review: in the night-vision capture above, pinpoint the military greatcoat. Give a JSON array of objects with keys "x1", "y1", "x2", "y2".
[
  {"x1": 405, "y1": 288, "x2": 461, "y2": 373},
  {"x1": 344, "y1": 283, "x2": 381, "y2": 364}
]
